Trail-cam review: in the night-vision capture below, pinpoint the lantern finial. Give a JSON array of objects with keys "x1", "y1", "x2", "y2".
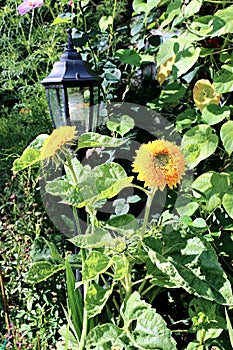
[{"x1": 67, "y1": 28, "x2": 74, "y2": 51}]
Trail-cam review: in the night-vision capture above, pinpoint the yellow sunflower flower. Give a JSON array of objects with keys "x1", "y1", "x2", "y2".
[
  {"x1": 41, "y1": 126, "x2": 78, "y2": 164},
  {"x1": 132, "y1": 139, "x2": 186, "y2": 190}
]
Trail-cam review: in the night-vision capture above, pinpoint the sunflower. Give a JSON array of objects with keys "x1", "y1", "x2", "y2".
[
  {"x1": 132, "y1": 139, "x2": 186, "y2": 190},
  {"x1": 41, "y1": 126, "x2": 78, "y2": 165}
]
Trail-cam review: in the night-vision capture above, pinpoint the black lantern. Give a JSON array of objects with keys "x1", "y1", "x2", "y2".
[{"x1": 41, "y1": 29, "x2": 102, "y2": 134}]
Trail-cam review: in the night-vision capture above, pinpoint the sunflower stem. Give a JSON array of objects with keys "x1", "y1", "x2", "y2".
[
  {"x1": 66, "y1": 153, "x2": 78, "y2": 185},
  {"x1": 138, "y1": 187, "x2": 156, "y2": 248}
]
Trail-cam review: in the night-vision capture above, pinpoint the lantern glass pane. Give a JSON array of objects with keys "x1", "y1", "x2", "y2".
[
  {"x1": 46, "y1": 88, "x2": 67, "y2": 128},
  {"x1": 67, "y1": 87, "x2": 90, "y2": 134}
]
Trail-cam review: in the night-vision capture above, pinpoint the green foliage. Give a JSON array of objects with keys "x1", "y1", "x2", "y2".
[{"x1": 1, "y1": 0, "x2": 233, "y2": 348}]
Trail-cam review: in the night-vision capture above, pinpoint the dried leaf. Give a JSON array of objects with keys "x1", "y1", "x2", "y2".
[
  {"x1": 193, "y1": 79, "x2": 221, "y2": 112},
  {"x1": 157, "y1": 55, "x2": 176, "y2": 85}
]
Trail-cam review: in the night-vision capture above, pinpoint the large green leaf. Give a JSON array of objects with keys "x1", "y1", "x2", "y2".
[
  {"x1": 212, "y1": 5, "x2": 233, "y2": 36},
  {"x1": 161, "y1": 0, "x2": 181, "y2": 28},
  {"x1": 222, "y1": 191, "x2": 233, "y2": 219},
  {"x1": 86, "y1": 282, "x2": 114, "y2": 318},
  {"x1": 158, "y1": 82, "x2": 187, "y2": 105},
  {"x1": 70, "y1": 227, "x2": 115, "y2": 249},
  {"x1": 116, "y1": 48, "x2": 141, "y2": 66},
  {"x1": 157, "y1": 38, "x2": 177, "y2": 67},
  {"x1": 116, "y1": 49, "x2": 154, "y2": 66},
  {"x1": 192, "y1": 171, "x2": 231, "y2": 212},
  {"x1": 86, "y1": 293, "x2": 177, "y2": 349},
  {"x1": 173, "y1": 0, "x2": 203, "y2": 26},
  {"x1": 174, "y1": 44, "x2": 200, "y2": 78},
  {"x1": 93, "y1": 163, "x2": 133, "y2": 197},
  {"x1": 189, "y1": 6, "x2": 233, "y2": 38},
  {"x1": 201, "y1": 105, "x2": 230, "y2": 126},
  {"x1": 30, "y1": 237, "x2": 64, "y2": 264},
  {"x1": 220, "y1": 121, "x2": 233, "y2": 156},
  {"x1": 12, "y1": 134, "x2": 48, "y2": 172},
  {"x1": 82, "y1": 251, "x2": 113, "y2": 281},
  {"x1": 214, "y1": 67, "x2": 233, "y2": 93},
  {"x1": 77, "y1": 132, "x2": 128, "y2": 150},
  {"x1": 24, "y1": 261, "x2": 65, "y2": 284},
  {"x1": 13, "y1": 148, "x2": 41, "y2": 173},
  {"x1": 85, "y1": 324, "x2": 124, "y2": 350},
  {"x1": 98, "y1": 15, "x2": 113, "y2": 31},
  {"x1": 47, "y1": 162, "x2": 133, "y2": 209},
  {"x1": 181, "y1": 124, "x2": 219, "y2": 169},
  {"x1": 107, "y1": 115, "x2": 135, "y2": 137},
  {"x1": 176, "y1": 108, "x2": 197, "y2": 131},
  {"x1": 122, "y1": 292, "x2": 177, "y2": 349},
  {"x1": 144, "y1": 233, "x2": 233, "y2": 305},
  {"x1": 112, "y1": 254, "x2": 129, "y2": 280},
  {"x1": 175, "y1": 194, "x2": 199, "y2": 217}
]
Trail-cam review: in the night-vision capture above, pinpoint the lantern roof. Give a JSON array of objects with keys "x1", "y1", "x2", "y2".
[{"x1": 41, "y1": 28, "x2": 101, "y2": 87}]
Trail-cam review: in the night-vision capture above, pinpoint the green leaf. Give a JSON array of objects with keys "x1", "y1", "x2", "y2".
[
  {"x1": 82, "y1": 251, "x2": 112, "y2": 281},
  {"x1": 58, "y1": 325, "x2": 79, "y2": 350},
  {"x1": 65, "y1": 255, "x2": 83, "y2": 340},
  {"x1": 176, "y1": 108, "x2": 197, "y2": 131},
  {"x1": 181, "y1": 124, "x2": 219, "y2": 169},
  {"x1": 86, "y1": 282, "x2": 113, "y2": 318},
  {"x1": 30, "y1": 237, "x2": 64, "y2": 264},
  {"x1": 220, "y1": 121, "x2": 233, "y2": 156},
  {"x1": 121, "y1": 292, "x2": 177, "y2": 349},
  {"x1": 132, "y1": 0, "x2": 160, "y2": 14},
  {"x1": 173, "y1": 0, "x2": 203, "y2": 26},
  {"x1": 116, "y1": 48, "x2": 141, "y2": 66},
  {"x1": 223, "y1": 191, "x2": 233, "y2": 219},
  {"x1": 99, "y1": 15, "x2": 113, "y2": 31},
  {"x1": 201, "y1": 105, "x2": 230, "y2": 125},
  {"x1": 45, "y1": 176, "x2": 83, "y2": 207},
  {"x1": 214, "y1": 68, "x2": 233, "y2": 93},
  {"x1": 112, "y1": 255, "x2": 129, "y2": 280},
  {"x1": 161, "y1": 0, "x2": 181, "y2": 28},
  {"x1": 12, "y1": 133, "x2": 47, "y2": 172},
  {"x1": 70, "y1": 227, "x2": 115, "y2": 249},
  {"x1": 107, "y1": 115, "x2": 135, "y2": 136},
  {"x1": 189, "y1": 6, "x2": 233, "y2": 39},
  {"x1": 52, "y1": 13, "x2": 72, "y2": 25},
  {"x1": 93, "y1": 163, "x2": 133, "y2": 200},
  {"x1": 158, "y1": 82, "x2": 187, "y2": 104},
  {"x1": 24, "y1": 261, "x2": 64, "y2": 284},
  {"x1": 157, "y1": 38, "x2": 177, "y2": 67},
  {"x1": 212, "y1": 5, "x2": 233, "y2": 36},
  {"x1": 106, "y1": 214, "x2": 138, "y2": 229},
  {"x1": 72, "y1": 29, "x2": 89, "y2": 47},
  {"x1": 189, "y1": 298, "x2": 226, "y2": 332},
  {"x1": 174, "y1": 44, "x2": 200, "y2": 78},
  {"x1": 192, "y1": 171, "x2": 230, "y2": 212},
  {"x1": 225, "y1": 308, "x2": 233, "y2": 348},
  {"x1": 85, "y1": 324, "x2": 124, "y2": 350},
  {"x1": 140, "y1": 54, "x2": 155, "y2": 64},
  {"x1": 144, "y1": 233, "x2": 233, "y2": 305},
  {"x1": 77, "y1": 132, "x2": 128, "y2": 150},
  {"x1": 13, "y1": 148, "x2": 41, "y2": 173},
  {"x1": 176, "y1": 195, "x2": 199, "y2": 216},
  {"x1": 192, "y1": 172, "x2": 213, "y2": 199},
  {"x1": 189, "y1": 15, "x2": 214, "y2": 37}
]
